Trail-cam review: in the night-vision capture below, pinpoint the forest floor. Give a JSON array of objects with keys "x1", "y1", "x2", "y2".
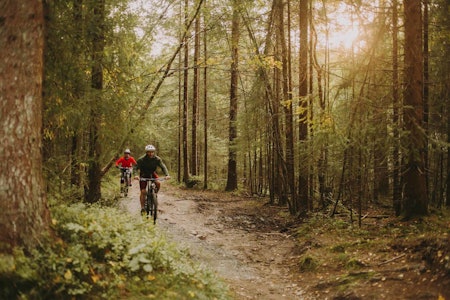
[{"x1": 120, "y1": 182, "x2": 450, "y2": 300}]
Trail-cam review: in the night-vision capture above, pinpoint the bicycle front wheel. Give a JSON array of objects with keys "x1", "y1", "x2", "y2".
[
  {"x1": 123, "y1": 181, "x2": 128, "y2": 197},
  {"x1": 145, "y1": 193, "x2": 152, "y2": 217},
  {"x1": 152, "y1": 192, "x2": 158, "y2": 224}
]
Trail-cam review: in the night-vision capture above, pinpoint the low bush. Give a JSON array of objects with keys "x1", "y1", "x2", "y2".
[{"x1": 0, "y1": 203, "x2": 230, "y2": 300}]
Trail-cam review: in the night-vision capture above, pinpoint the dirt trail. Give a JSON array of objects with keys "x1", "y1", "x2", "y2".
[{"x1": 120, "y1": 183, "x2": 307, "y2": 299}]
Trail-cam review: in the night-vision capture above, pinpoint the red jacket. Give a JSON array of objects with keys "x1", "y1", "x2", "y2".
[{"x1": 115, "y1": 156, "x2": 137, "y2": 168}]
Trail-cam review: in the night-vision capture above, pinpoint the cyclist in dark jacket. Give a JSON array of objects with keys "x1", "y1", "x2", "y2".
[{"x1": 134, "y1": 144, "x2": 170, "y2": 214}]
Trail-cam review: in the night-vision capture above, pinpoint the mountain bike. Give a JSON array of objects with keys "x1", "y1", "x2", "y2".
[
  {"x1": 140, "y1": 177, "x2": 164, "y2": 224},
  {"x1": 119, "y1": 167, "x2": 133, "y2": 197}
]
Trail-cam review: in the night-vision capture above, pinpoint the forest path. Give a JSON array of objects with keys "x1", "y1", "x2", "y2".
[{"x1": 119, "y1": 182, "x2": 307, "y2": 299}]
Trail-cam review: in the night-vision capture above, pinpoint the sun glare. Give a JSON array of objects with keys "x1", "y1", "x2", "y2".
[
  {"x1": 315, "y1": 2, "x2": 371, "y2": 52},
  {"x1": 329, "y1": 24, "x2": 360, "y2": 50}
]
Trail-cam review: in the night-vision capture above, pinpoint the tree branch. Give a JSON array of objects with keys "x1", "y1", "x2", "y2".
[{"x1": 101, "y1": 0, "x2": 205, "y2": 175}]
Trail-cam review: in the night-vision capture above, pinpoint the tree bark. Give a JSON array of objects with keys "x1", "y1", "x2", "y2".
[
  {"x1": 191, "y1": 11, "x2": 200, "y2": 176},
  {"x1": 298, "y1": 0, "x2": 309, "y2": 212},
  {"x1": 392, "y1": 0, "x2": 402, "y2": 215},
  {"x1": 225, "y1": 0, "x2": 240, "y2": 191},
  {"x1": 0, "y1": 0, "x2": 51, "y2": 252},
  {"x1": 402, "y1": 0, "x2": 428, "y2": 218},
  {"x1": 183, "y1": 0, "x2": 190, "y2": 184},
  {"x1": 203, "y1": 8, "x2": 209, "y2": 190},
  {"x1": 86, "y1": 0, "x2": 105, "y2": 203}
]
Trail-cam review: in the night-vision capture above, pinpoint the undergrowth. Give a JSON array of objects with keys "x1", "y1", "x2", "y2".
[
  {"x1": 294, "y1": 210, "x2": 450, "y2": 298},
  {"x1": 0, "y1": 202, "x2": 230, "y2": 300}
]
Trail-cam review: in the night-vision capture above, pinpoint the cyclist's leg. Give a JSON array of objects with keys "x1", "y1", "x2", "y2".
[
  {"x1": 153, "y1": 172, "x2": 160, "y2": 193},
  {"x1": 140, "y1": 190, "x2": 147, "y2": 207}
]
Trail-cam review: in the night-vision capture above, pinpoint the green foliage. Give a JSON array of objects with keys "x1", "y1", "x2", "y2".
[
  {"x1": 298, "y1": 255, "x2": 319, "y2": 272},
  {"x1": 0, "y1": 203, "x2": 230, "y2": 299}
]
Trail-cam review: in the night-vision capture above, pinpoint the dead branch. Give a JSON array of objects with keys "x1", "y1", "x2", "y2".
[{"x1": 377, "y1": 253, "x2": 406, "y2": 266}]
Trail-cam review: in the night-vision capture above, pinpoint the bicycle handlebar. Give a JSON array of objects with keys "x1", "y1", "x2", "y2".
[{"x1": 139, "y1": 177, "x2": 166, "y2": 182}]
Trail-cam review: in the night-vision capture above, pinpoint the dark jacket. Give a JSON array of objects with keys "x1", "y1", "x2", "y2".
[{"x1": 135, "y1": 154, "x2": 169, "y2": 178}]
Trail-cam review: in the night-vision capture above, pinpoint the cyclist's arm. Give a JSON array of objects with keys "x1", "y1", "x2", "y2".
[
  {"x1": 115, "y1": 157, "x2": 123, "y2": 168},
  {"x1": 158, "y1": 159, "x2": 170, "y2": 178}
]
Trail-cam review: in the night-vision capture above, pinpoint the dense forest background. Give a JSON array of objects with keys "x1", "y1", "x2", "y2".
[{"x1": 41, "y1": 0, "x2": 449, "y2": 220}]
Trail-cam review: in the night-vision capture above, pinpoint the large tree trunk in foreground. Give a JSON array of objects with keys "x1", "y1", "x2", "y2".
[{"x1": 0, "y1": 0, "x2": 51, "y2": 252}]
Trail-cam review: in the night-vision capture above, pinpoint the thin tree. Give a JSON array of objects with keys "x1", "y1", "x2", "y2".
[
  {"x1": 423, "y1": 0, "x2": 429, "y2": 197},
  {"x1": 183, "y1": 0, "x2": 190, "y2": 184},
  {"x1": 70, "y1": 0, "x2": 83, "y2": 188},
  {"x1": 203, "y1": 5, "x2": 209, "y2": 189},
  {"x1": 225, "y1": 0, "x2": 240, "y2": 191},
  {"x1": 299, "y1": 0, "x2": 309, "y2": 211},
  {"x1": 191, "y1": 9, "x2": 200, "y2": 176},
  {"x1": 0, "y1": 0, "x2": 52, "y2": 252},
  {"x1": 86, "y1": 0, "x2": 105, "y2": 203},
  {"x1": 392, "y1": 0, "x2": 402, "y2": 215},
  {"x1": 402, "y1": 0, "x2": 428, "y2": 218},
  {"x1": 178, "y1": 1, "x2": 183, "y2": 183}
]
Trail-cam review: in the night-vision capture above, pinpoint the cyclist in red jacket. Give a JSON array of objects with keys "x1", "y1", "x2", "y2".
[{"x1": 115, "y1": 149, "x2": 137, "y2": 185}]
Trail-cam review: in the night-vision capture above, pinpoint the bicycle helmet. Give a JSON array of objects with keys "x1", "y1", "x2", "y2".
[
  {"x1": 124, "y1": 149, "x2": 131, "y2": 154},
  {"x1": 145, "y1": 144, "x2": 156, "y2": 152}
]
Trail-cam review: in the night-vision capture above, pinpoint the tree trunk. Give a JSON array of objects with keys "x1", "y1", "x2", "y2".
[
  {"x1": 0, "y1": 0, "x2": 51, "y2": 252},
  {"x1": 276, "y1": 0, "x2": 296, "y2": 213},
  {"x1": 423, "y1": 0, "x2": 430, "y2": 200},
  {"x1": 392, "y1": 0, "x2": 402, "y2": 215},
  {"x1": 225, "y1": 0, "x2": 240, "y2": 191},
  {"x1": 442, "y1": 0, "x2": 450, "y2": 208},
  {"x1": 70, "y1": 0, "x2": 83, "y2": 188},
  {"x1": 85, "y1": 0, "x2": 105, "y2": 203},
  {"x1": 447, "y1": 99, "x2": 450, "y2": 207},
  {"x1": 191, "y1": 12, "x2": 200, "y2": 176},
  {"x1": 203, "y1": 8, "x2": 209, "y2": 190},
  {"x1": 182, "y1": 0, "x2": 190, "y2": 184},
  {"x1": 298, "y1": 0, "x2": 309, "y2": 212},
  {"x1": 402, "y1": 0, "x2": 428, "y2": 218}
]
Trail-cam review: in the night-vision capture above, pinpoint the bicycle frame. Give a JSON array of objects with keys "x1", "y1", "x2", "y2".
[{"x1": 119, "y1": 167, "x2": 132, "y2": 197}]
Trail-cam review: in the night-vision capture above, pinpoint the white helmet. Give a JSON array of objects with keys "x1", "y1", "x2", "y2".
[
  {"x1": 145, "y1": 144, "x2": 156, "y2": 152},
  {"x1": 124, "y1": 149, "x2": 131, "y2": 154}
]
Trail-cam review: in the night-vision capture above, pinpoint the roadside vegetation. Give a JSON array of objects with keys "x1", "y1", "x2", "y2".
[
  {"x1": 291, "y1": 207, "x2": 450, "y2": 298},
  {"x1": 0, "y1": 190, "x2": 230, "y2": 300}
]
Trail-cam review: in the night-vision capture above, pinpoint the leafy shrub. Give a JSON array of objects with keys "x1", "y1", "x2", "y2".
[{"x1": 0, "y1": 203, "x2": 230, "y2": 299}]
